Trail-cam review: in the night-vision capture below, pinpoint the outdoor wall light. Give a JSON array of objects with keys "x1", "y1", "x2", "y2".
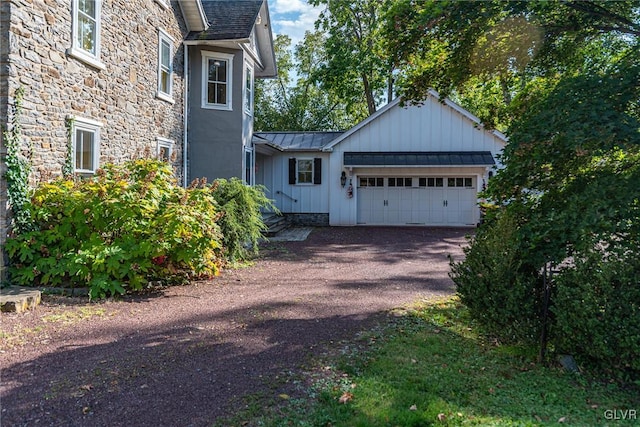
[{"x1": 340, "y1": 171, "x2": 347, "y2": 187}]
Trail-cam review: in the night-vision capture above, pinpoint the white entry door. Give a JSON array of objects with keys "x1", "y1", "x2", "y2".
[{"x1": 357, "y1": 176, "x2": 478, "y2": 226}]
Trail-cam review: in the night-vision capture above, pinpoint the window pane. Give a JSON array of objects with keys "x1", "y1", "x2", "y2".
[
  {"x1": 456, "y1": 178, "x2": 464, "y2": 187},
  {"x1": 79, "y1": 0, "x2": 96, "y2": 18},
  {"x1": 161, "y1": 41, "x2": 170, "y2": 68},
  {"x1": 376, "y1": 178, "x2": 383, "y2": 187},
  {"x1": 208, "y1": 61, "x2": 218, "y2": 81},
  {"x1": 78, "y1": 15, "x2": 96, "y2": 54},
  {"x1": 76, "y1": 129, "x2": 94, "y2": 171},
  {"x1": 448, "y1": 178, "x2": 455, "y2": 187},
  {"x1": 435, "y1": 178, "x2": 443, "y2": 187},
  {"x1": 359, "y1": 178, "x2": 367, "y2": 187},
  {"x1": 388, "y1": 178, "x2": 395, "y2": 187},
  {"x1": 427, "y1": 177, "x2": 434, "y2": 187},
  {"x1": 405, "y1": 178, "x2": 412, "y2": 187},
  {"x1": 207, "y1": 83, "x2": 216, "y2": 103},
  {"x1": 160, "y1": 70, "x2": 170, "y2": 93},
  {"x1": 158, "y1": 146, "x2": 169, "y2": 161},
  {"x1": 216, "y1": 84, "x2": 226, "y2": 104},
  {"x1": 419, "y1": 178, "x2": 426, "y2": 187},
  {"x1": 465, "y1": 178, "x2": 473, "y2": 187},
  {"x1": 297, "y1": 160, "x2": 313, "y2": 183}
]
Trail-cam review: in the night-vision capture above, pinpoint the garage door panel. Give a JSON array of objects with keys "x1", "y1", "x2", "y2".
[{"x1": 357, "y1": 176, "x2": 477, "y2": 226}]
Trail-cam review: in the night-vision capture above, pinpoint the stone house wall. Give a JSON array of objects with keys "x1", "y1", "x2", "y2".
[
  {"x1": 1, "y1": 0, "x2": 189, "y2": 278},
  {"x1": 4, "y1": 0, "x2": 187, "y2": 182}
]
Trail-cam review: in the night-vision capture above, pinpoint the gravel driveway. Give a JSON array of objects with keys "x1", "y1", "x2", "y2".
[{"x1": 1, "y1": 226, "x2": 469, "y2": 426}]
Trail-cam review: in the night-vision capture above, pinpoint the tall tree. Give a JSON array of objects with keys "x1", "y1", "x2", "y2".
[
  {"x1": 310, "y1": 0, "x2": 394, "y2": 115},
  {"x1": 383, "y1": 0, "x2": 640, "y2": 372},
  {"x1": 255, "y1": 33, "x2": 362, "y2": 131},
  {"x1": 382, "y1": 0, "x2": 639, "y2": 127}
]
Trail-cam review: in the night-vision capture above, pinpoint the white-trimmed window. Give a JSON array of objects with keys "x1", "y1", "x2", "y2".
[
  {"x1": 157, "y1": 30, "x2": 174, "y2": 102},
  {"x1": 244, "y1": 64, "x2": 253, "y2": 114},
  {"x1": 71, "y1": 116, "x2": 102, "y2": 174},
  {"x1": 288, "y1": 157, "x2": 322, "y2": 185},
  {"x1": 69, "y1": 0, "x2": 104, "y2": 70},
  {"x1": 156, "y1": 137, "x2": 175, "y2": 162},
  {"x1": 201, "y1": 51, "x2": 234, "y2": 110}
]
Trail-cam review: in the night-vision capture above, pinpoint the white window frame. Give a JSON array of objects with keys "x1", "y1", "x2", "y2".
[
  {"x1": 156, "y1": 137, "x2": 175, "y2": 162},
  {"x1": 70, "y1": 116, "x2": 102, "y2": 174},
  {"x1": 244, "y1": 147, "x2": 254, "y2": 185},
  {"x1": 68, "y1": 0, "x2": 105, "y2": 70},
  {"x1": 296, "y1": 158, "x2": 314, "y2": 185},
  {"x1": 154, "y1": 0, "x2": 170, "y2": 10},
  {"x1": 244, "y1": 63, "x2": 254, "y2": 115},
  {"x1": 157, "y1": 29, "x2": 175, "y2": 103},
  {"x1": 201, "y1": 51, "x2": 234, "y2": 111}
]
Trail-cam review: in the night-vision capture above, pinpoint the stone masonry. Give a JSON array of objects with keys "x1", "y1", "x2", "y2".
[{"x1": 1, "y1": 0, "x2": 189, "y2": 278}]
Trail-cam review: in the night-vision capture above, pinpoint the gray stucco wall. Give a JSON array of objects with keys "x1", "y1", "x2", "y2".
[{"x1": 187, "y1": 45, "x2": 245, "y2": 183}]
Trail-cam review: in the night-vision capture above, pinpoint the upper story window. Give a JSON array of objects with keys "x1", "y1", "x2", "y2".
[
  {"x1": 157, "y1": 30, "x2": 174, "y2": 103},
  {"x1": 71, "y1": 116, "x2": 102, "y2": 174},
  {"x1": 244, "y1": 64, "x2": 253, "y2": 114},
  {"x1": 201, "y1": 51, "x2": 234, "y2": 110},
  {"x1": 68, "y1": 0, "x2": 104, "y2": 70}
]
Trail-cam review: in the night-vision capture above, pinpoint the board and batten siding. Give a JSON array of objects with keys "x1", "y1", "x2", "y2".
[
  {"x1": 327, "y1": 96, "x2": 506, "y2": 226},
  {"x1": 264, "y1": 152, "x2": 331, "y2": 214}
]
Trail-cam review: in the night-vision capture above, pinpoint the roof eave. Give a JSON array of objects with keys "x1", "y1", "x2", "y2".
[
  {"x1": 179, "y1": 0, "x2": 209, "y2": 33},
  {"x1": 254, "y1": 0, "x2": 277, "y2": 78}
]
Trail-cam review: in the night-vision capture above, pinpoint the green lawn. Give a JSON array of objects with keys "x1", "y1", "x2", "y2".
[{"x1": 216, "y1": 298, "x2": 639, "y2": 427}]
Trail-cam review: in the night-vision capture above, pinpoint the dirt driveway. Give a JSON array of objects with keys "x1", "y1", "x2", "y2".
[{"x1": 1, "y1": 226, "x2": 469, "y2": 426}]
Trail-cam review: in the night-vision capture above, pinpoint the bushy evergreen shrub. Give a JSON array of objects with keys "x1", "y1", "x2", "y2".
[
  {"x1": 450, "y1": 212, "x2": 543, "y2": 343},
  {"x1": 211, "y1": 178, "x2": 277, "y2": 261},
  {"x1": 5, "y1": 160, "x2": 223, "y2": 298},
  {"x1": 552, "y1": 248, "x2": 640, "y2": 379}
]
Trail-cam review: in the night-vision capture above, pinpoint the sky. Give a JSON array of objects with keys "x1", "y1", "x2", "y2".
[{"x1": 267, "y1": 0, "x2": 323, "y2": 47}]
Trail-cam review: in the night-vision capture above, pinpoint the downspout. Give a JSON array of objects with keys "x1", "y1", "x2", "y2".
[{"x1": 182, "y1": 43, "x2": 189, "y2": 187}]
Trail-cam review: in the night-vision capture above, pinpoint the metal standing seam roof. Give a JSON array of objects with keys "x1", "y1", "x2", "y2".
[
  {"x1": 186, "y1": 0, "x2": 263, "y2": 41},
  {"x1": 343, "y1": 151, "x2": 496, "y2": 166},
  {"x1": 253, "y1": 132, "x2": 345, "y2": 151}
]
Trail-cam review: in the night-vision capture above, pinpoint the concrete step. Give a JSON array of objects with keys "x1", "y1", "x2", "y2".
[
  {"x1": 262, "y1": 213, "x2": 291, "y2": 237},
  {"x1": 1, "y1": 287, "x2": 42, "y2": 313}
]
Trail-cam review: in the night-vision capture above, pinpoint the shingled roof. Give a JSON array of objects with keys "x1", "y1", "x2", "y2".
[{"x1": 186, "y1": 0, "x2": 263, "y2": 41}]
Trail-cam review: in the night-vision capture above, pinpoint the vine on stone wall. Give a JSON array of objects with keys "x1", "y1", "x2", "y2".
[
  {"x1": 63, "y1": 117, "x2": 75, "y2": 179},
  {"x1": 3, "y1": 86, "x2": 34, "y2": 234}
]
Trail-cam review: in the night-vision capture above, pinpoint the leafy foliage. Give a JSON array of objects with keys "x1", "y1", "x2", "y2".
[
  {"x1": 255, "y1": 33, "x2": 361, "y2": 131},
  {"x1": 211, "y1": 177, "x2": 277, "y2": 262},
  {"x1": 311, "y1": 0, "x2": 394, "y2": 115},
  {"x1": 385, "y1": 0, "x2": 640, "y2": 376},
  {"x1": 382, "y1": 0, "x2": 639, "y2": 129},
  {"x1": 453, "y1": 61, "x2": 640, "y2": 377},
  {"x1": 3, "y1": 86, "x2": 34, "y2": 234},
  {"x1": 451, "y1": 213, "x2": 543, "y2": 343},
  {"x1": 5, "y1": 160, "x2": 223, "y2": 299}
]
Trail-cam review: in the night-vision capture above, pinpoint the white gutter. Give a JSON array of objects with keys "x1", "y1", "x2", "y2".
[{"x1": 182, "y1": 44, "x2": 189, "y2": 188}]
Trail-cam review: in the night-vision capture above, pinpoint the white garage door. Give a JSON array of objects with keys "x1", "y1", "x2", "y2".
[{"x1": 357, "y1": 176, "x2": 478, "y2": 226}]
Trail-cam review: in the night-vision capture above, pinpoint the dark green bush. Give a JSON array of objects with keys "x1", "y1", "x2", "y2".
[
  {"x1": 211, "y1": 178, "x2": 277, "y2": 262},
  {"x1": 552, "y1": 248, "x2": 640, "y2": 379},
  {"x1": 5, "y1": 159, "x2": 223, "y2": 299},
  {"x1": 450, "y1": 212, "x2": 543, "y2": 343}
]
